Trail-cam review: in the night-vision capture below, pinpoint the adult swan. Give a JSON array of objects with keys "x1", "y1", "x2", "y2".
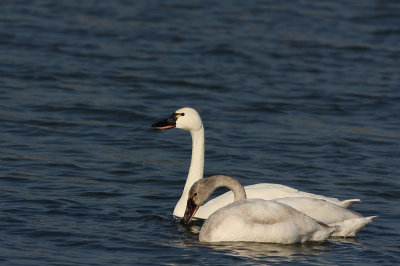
[
  {"x1": 183, "y1": 175, "x2": 335, "y2": 243},
  {"x1": 152, "y1": 107, "x2": 359, "y2": 219}
]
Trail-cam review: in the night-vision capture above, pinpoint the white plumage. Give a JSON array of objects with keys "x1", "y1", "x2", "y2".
[{"x1": 153, "y1": 107, "x2": 359, "y2": 221}]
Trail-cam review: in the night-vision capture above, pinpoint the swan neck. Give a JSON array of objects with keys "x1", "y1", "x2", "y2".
[
  {"x1": 206, "y1": 175, "x2": 247, "y2": 203},
  {"x1": 173, "y1": 125, "x2": 205, "y2": 217},
  {"x1": 184, "y1": 126, "x2": 205, "y2": 193}
]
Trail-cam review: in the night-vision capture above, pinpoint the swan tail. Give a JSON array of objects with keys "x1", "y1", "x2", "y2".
[
  {"x1": 310, "y1": 225, "x2": 336, "y2": 242},
  {"x1": 339, "y1": 199, "x2": 361, "y2": 208},
  {"x1": 307, "y1": 218, "x2": 337, "y2": 242},
  {"x1": 331, "y1": 216, "x2": 378, "y2": 237}
]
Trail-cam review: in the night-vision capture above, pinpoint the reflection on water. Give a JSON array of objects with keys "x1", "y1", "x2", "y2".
[
  {"x1": 204, "y1": 241, "x2": 333, "y2": 262},
  {"x1": 180, "y1": 218, "x2": 203, "y2": 235},
  {"x1": 182, "y1": 221, "x2": 331, "y2": 261}
]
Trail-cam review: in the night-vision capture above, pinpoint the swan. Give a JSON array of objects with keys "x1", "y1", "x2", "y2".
[
  {"x1": 183, "y1": 175, "x2": 335, "y2": 243},
  {"x1": 152, "y1": 107, "x2": 360, "y2": 219}
]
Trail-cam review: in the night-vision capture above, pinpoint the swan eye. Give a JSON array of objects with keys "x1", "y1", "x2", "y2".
[
  {"x1": 173, "y1": 113, "x2": 184, "y2": 120},
  {"x1": 194, "y1": 192, "x2": 198, "y2": 196}
]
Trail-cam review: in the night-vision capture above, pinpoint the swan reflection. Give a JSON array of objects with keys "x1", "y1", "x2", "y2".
[{"x1": 203, "y1": 241, "x2": 333, "y2": 261}]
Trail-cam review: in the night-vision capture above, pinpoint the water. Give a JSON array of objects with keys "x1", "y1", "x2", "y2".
[{"x1": 1, "y1": 0, "x2": 399, "y2": 265}]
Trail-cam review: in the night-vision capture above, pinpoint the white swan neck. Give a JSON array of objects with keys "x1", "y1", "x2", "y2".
[
  {"x1": 184, "y1": 126, "x2": 205, "y2": 193},
  {"x1": 173, "y1": 126, "x2": 204, "y2": 216}
]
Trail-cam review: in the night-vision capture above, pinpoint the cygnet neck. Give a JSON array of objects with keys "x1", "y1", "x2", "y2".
[{"x1": 202, "y1": 175, "x2": 247, "y2": 203}]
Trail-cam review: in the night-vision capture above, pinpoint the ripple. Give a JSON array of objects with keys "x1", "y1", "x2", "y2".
[{"x1": 0, "y1": 0, "x2": 399, "y2": 265}]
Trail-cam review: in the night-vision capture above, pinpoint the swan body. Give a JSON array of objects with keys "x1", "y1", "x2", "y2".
[
  {"x1": 274, "y1": 197, "x2": 377, "y2": 237},
  {"x1": 184, "y1": 175, "x2": 335, "y2": 244},
  {"x1": 152, "y1": 107, "x2": 360, "y2": 219},
  {"x1": 199, "y1": 199, "x2": 334, "y2": 243}
]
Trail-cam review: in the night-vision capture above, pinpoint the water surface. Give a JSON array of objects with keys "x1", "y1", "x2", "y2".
[{"x1": 1, "y1": 0, "x2": 399, "y2": 265}]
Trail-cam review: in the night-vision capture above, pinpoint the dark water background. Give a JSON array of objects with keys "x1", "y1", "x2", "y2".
[{"x1": 1, "y1": 0, "x2": 399, "y2": 265}]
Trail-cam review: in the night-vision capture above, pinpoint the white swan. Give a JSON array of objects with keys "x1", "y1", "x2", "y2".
[
  {"x1": 183, "y1": 175, "x2": 335, "y2": 243},
  {"x1": 152, "y1": 107, "x2": 360, "y2": 219}
]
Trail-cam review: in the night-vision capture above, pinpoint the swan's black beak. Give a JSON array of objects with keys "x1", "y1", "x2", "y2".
[
  {"x1": 152, "y1": 112, "x2": 183, "y2": 130},
  {"x1": 182, "y1": 198, "x2": 199, "y2": 224}
]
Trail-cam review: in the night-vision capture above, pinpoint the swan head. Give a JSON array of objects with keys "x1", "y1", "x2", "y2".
[
  {"x1": 152, "y1": 107, "x2": 203, "y2": 132},
  {"x1": 182, "y1": 175, "x2": 246, "y2": 224},
  {"x1": 182, "y1": 177, "x2": 216, "y2": 224}
]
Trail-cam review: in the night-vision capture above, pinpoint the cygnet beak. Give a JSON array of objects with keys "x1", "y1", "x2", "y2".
[{"x1": 182, "y1": 198, "x2": 199, "y2": 224}]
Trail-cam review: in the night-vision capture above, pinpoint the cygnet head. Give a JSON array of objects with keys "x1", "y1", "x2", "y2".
[
  {"x1": 182, "y1": 175, "x2": 245, "y2": 224},
  {"x1": 181, "y1": 177, "x2": 211, "y2": 224},
  {"x1": 152, "y1": 107, "x2": 203, "y2": 132}
]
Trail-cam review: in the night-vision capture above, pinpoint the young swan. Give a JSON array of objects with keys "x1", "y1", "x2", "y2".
[{"x1": 183, "y1": 175, "x2": 335, "y2": 244}]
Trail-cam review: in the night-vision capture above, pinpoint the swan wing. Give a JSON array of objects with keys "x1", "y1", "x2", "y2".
[
  {"x1": 244, "y1": 183, "x2": 360, "y2": 207},
  {"x1": 275, "y1": 197, "x2": 361, "y2": 224},
  {"x1": 275, "y1": 197, "x2": 377, "y2": 237},
  {"x1": 195, "y1": 183, "x2": 359, "y2": 219}
]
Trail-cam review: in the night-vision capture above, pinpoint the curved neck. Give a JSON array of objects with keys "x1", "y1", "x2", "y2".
[{"x1": 203, "y1": 175, "x2": 247, "y2": 203}]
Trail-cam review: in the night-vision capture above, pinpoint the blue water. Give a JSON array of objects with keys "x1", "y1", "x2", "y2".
[{"x1": 1, "y1": 0, "x2": 399, "y2": 265}]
